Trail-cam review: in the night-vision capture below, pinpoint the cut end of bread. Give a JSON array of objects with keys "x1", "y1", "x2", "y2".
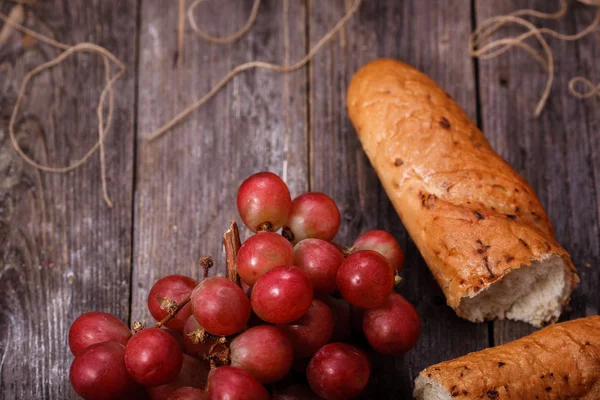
[
  {"x1": 414, "y1": 375, "x2": 452, "y2": 400},
  {"x1": 457, "y1": 256, "x2": 574, "y2": 327}
]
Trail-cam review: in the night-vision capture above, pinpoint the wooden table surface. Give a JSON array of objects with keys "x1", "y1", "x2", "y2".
[{"x1": 0, "y1": 1, "x2": 598, "y2": 399}]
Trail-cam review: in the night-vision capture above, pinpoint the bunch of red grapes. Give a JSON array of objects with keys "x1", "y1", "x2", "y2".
[{"x1": 68, "y1": 172, "x2": 421, "y2": 400}]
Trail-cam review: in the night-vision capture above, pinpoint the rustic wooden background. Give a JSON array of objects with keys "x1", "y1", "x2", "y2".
[{"x1": 0, "y1": 0, "x2": 598, "y2": 399}]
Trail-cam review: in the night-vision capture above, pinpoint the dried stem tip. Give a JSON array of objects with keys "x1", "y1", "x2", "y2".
[
  {"x1": 187, "y1": 328, "x2": 207, "y2": 345},
  {"x1": 200, "y1": 256, "x2": 214, "y2": 280},
  {"x1": 131, "y1": 321, "x2": 145, "y2": 334},
  {"x1": 157, "y1": 296, "x2": 179, "y2": 315},
  {"x1": 223, "y1": 221, "x2": 242, "y2": 286},
  {"x1": 155, "y1": 296, "x2": 191, "y2": 328}
]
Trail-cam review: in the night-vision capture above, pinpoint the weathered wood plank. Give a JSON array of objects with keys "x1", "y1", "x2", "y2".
[
  {"x1": 308, "y1": 1, "x2": 489, "y2": 397},
  {"x1": 132, "y1": 0, "x2": 308, "y2": 328},
  {"x1": 0, "y1": 1, "x2": 137, "y2": 398},
  {"x1": 475, "y1": 0, "x2": 600, "y2": 344}
]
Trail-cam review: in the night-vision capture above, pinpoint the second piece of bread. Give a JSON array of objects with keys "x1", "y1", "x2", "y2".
[{"x1": 413, "y1": 316, "x2": 600, "y2": 399}]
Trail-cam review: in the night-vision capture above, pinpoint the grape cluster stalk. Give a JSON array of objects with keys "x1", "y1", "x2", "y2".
[{"x1": 68, "y1": 171, "x2": 421, "y2": 400}]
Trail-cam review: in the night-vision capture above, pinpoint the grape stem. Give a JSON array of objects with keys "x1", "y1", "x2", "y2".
[
  {"x1": 341, "y1": 245, "x2": 354, "y2": 258},
  {"x1": 152, "y1": 255, "x2": 212, "y2": 329},
  {"x1": 256, "y1": 221, "x2": 273, "y2": 232},
  {"x1": 206, "y1": 339, "x2": 230, "y2": 369},
  {"x1": 150, "y1": 223, "x2": 242, "y2": 329},
  {"x1": 200, "y1": 256, "x2": 214, "y2": 280},
  {"x1": 281, "y1": 226, "x2": 294, "y2": 242},
  {"x1": 155, "y1": 296, "x2": 191, "y2": 328},
  {"x1": 223, "y1": 221, "x2": 242, "y2": 286},
  {"x1": 131, "y1": 320, "x2": 145, "y2": 334}
]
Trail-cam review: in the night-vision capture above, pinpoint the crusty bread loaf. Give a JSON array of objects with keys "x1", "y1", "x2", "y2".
[
  {"x1": 346, "y1": 59, "x2": 578, "y2": 326},
  {"x1": 413, "y1": 316, "x2": 600, "y2": 399}
]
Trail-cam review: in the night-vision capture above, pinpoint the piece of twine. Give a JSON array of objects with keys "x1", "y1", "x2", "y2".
[
  {"x1": 0, "y1": 8, "x2": 125, "y2": 207},
  {"x1": 187, "y1": 0, "x2": 262, "y2": 44},
  {"x1": 147, "y1": 0, "x2": 362, "y2": 142},
  {"x1": 1, "y1": 1, "x2": 361, "y2": 206},
  {"x1": 469, "y1": 0, "x2": 600, "y2": 116}
]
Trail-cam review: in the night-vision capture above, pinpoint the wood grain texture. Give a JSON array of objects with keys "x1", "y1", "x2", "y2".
[
  {"x1": 0, "y1": 0, "x2": 597, "y2": 398},
  {"x1": 0, "y1": 1, "x2": 137, "y2": 399},
  {"x1": 132, "y1": 0, "x2": 308, "y2": 326},
  {"x1": 308, "y1": 1, "x2": 489, "y2": 398},
  {"x1": 475, "y1": 0, "x2": 600, "y2": 344}
]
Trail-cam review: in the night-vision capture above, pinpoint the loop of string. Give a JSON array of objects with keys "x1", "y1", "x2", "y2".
[
  {"x1": 469, "y1": 0, "x2": 600, "y2": 116},
  {"x1": 569, "y1": 76, "x2": 600, "y2": 98},
  {"x1": 187, "y1": 0, "x2": 262, "y2": 44},
  {"x1": 1, "y1": 0, "x2": 596, "y2": 205},
  {"x1": 1, "y1": 0, "x2": 597, "y2": 206},
  {"x1": 0, "y1": 10, "x2": 125, "y2": 207},
  {"x1": 2, "y1": 1, "x2": 362, "y2": 206},
  {"x1": 147, "y1": 0, "x2": 362, "y2": 142}
]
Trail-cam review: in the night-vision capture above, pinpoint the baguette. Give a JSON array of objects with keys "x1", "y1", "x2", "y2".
[
  {"x1": 346, "y1": 59, "x2": 578, "y2": 327},
  {"x1": 413, "y1": 316, "x2": 600, "y2": 399}
]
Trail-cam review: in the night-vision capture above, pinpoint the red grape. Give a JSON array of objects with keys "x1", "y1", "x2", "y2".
[
  {"x1": 191, "y1": 277, "x2": 251, "y2": 336},
  {"x1": 69, "y1": 342, "x2": 134, "y2": 400},
  {"x1": 282, "y1": 192, "x2": 340, "y2": 244},
  {"x1": 294, "y1": 239, "x2": 345, "y2": 294},
  {"x1": 229, "y1": 325, "x2": 294, "y2": 383},
  {"x1": 148, "y1": 354, "x2": 209, "y2": 400},
  {"x1": 318, "y1": 295, "x2": 351, "y2": 342},
  {"x1": 352, "y1": 230, "x2": 405, "y2": 272},
  {"x1": 125, "y1": 328, "x2": 183, "y2": 386},
  {"x1": 182, "y1": 315, "x2": 214, "y2": 357},
  {"x1": 237, "y1": 172, "x2": 292, "y2": 232},
  {"x1": 205, "y1": 365, "x2": 269, "y2": 400},
  {"x1": 336, "y1": 250, "x2": 394, "y2": 308},
  {"x1": 165, "y1": 328, "x2": 186, "y2": 352},
  {"x1": 251, "y1": 266, "x2": 313, "y2": 324},
  {"x1": 165, "y1": 387, "x2": 205, "y2": 400},
  {"x1": 69, "y1": 312, "x2": 131, "y2": 356},
  {"x1": 148, "y1": 275, "x2": 198, "y2": 331},
  {"x1": 362, "y1": 293, "x2": 421, "y2": 355},
  {"x1": 272, "y1": 385, "x2": 321, "y2": 400},
  {"x1": 277, "y1": 299, "x2": 333, "y2": 358},
  {"x1": 237, "y1": 232, "x2": 294, "y2": 286},
  {"x1": 306, "y1": 343, "x2": 370, "y2": 400}
]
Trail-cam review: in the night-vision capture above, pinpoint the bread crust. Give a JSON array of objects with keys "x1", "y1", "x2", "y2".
[
  {"x1": 346, "y1": 59, "x2": 578, "y2": 321},
  {"x1": 414, "y1": 316, "x2": 600, "y2": 399}
]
